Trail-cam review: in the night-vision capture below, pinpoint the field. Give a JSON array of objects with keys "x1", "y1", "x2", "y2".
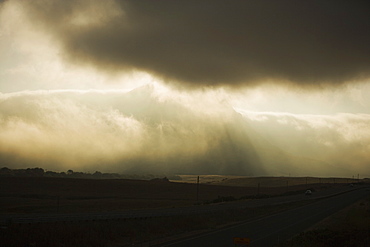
[
  {"x1": 177, "y1": 175, "x2": 355, "y2": 187},
  {"x1": 0, "y1": 176, "x2": 366, "y2": 246},
  {"x1": 0, "y1": 176, "x2": 356, "y2": 215}
]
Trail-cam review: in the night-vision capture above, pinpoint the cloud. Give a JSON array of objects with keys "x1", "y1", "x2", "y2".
[
  {"x1": 1, "y1": 1, "x2": 369, "y2": 178},
  {"x1": 1, "y1": 86, "x2": 369, "y2": 176},
  {"x1": 239, "y1": 110, "x2": 370, "y2": 176},
  {"x1": 0, "y1": 87, "x2": 266, "y2": 175},
  {"x1": 5, "y1": 0, "x2": 368, "y2": 88}
]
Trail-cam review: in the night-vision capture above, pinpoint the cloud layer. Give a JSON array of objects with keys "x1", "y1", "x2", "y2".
[
  {"x1": 13, "y1": 0, "x2": 370, "y2": 87},
  {"x1": 1, "y1": 86, "x2": 369, "y2": 177},
  {"x1": 0, "y1": 87, "x2": 265, "y2": 175},
  {"x1": 239, "y1": 110, "x2": 370, "y2": 176}
]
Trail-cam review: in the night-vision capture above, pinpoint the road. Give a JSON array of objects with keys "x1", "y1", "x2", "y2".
[{"x1": 159, "y1": 186, "x2": 369, "y2": 247}]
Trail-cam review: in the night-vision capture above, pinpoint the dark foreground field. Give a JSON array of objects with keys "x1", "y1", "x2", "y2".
[
  {"x1": 0, "y1": 176, "x2": 367, "y2": 246},
  {"x1": 0, "y1": 176, "x2": 357, "y2": 215}
]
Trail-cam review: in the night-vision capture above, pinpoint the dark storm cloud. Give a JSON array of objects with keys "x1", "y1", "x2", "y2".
[{"x1": 22, "y1": 0, "x2": 370, "y2": 86}]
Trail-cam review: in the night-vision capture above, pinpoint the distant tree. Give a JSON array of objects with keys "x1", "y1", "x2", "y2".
[
  {"x1": 33, "y1": 167, "x2": 44, "y2": 177},
  {"x1": 67, "y1": 169, "x2": 74, "y2": 175},
  {"x1": 45, "y1": 171, "x2": 59, "y2": 177},
  {"x1": 71, "y1": 172, "x2": 84, "y2": 178},
  {"x1": 93, "y1": 171, "x2": 102, "y2": 178},
  {"x1": 25, "y1": 167, "x2": 44, "y2": 177},
  {"x1": 0, "y1": 167, "x2": 12, "y2": 176},
  {"x1": 150, "y1": 177, "x2": 170, "y2": 182}
]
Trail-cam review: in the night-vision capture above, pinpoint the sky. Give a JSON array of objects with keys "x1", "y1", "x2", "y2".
[{"x1": 0, "y1": 0, "x2": 369, "y2": 177}]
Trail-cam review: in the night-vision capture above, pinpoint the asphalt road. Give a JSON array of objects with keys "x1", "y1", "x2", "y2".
[{"x1": 159, "y1": 186, "x2": 370, "y2": 247}]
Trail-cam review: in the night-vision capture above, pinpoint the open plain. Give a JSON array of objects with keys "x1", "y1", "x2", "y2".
[
  {"x1": 1, "y1": 176, "x2": 368, "y2": 247},
  {"x1": 0, "y1": 176, "x2": 358, "y2": 215}
]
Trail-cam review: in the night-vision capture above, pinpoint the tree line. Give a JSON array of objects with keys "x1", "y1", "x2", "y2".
[{"x1": 0, "y1": 167, "x2": 181, "y2": 180}]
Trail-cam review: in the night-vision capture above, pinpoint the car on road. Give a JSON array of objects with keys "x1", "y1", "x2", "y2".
[{"x1": 305, "y1": 190, "x2": 312, "y2": 196}]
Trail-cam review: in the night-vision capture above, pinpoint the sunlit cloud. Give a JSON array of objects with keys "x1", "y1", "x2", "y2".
[
  {"x1": 0, "y1": 87, "x2": 369, "y2": 177},
  {"x1": 0, "y1": 88, "x2": 259, "y2": 174},
  {"x1": 237, "y1": 109, "x2": 370, "y2": 176}
]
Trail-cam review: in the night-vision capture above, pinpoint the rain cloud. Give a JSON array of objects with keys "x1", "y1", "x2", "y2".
[{"x1": 11, "y1": 0, "x2": 370, "y2": 87}]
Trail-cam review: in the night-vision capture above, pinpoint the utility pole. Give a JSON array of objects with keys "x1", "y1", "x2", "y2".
[
  {"x1": 196, "y1": 176, "x2": 200, "y2": 202},
  {"x1": 57, "y1": 185, "x2": 60, "y2": 213},
  {"x1": 286, "y1": 180, "x2": 289, "y2": 192},
  {"x1": 57, "y1": 195, "x2": 60, "y2": 213}
]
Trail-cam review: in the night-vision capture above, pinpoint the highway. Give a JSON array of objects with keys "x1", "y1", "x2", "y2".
[{"x1": 159, "y1": 186, "x2": 369, "y2": 247}]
